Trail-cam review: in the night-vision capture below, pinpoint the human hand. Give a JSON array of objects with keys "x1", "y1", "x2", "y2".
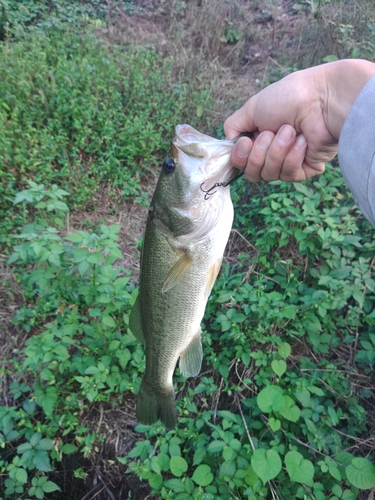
[{"x1": 224, "y1": 60, "x2": 375, "y2": 182}]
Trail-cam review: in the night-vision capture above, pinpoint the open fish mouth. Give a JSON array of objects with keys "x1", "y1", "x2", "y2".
[{"x1": 173, "y1": 124, "x2": 243, "y2": 193}]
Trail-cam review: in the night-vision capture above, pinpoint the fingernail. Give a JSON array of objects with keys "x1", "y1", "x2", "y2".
[
  {"x1": 293, "y1": 134, "x2": 307, "y2": 150},
  {"x1": 258, "y1": 132, "x2": 273, "y2": 151},
  {"x1": 237, "y1": 142, "x2": 252, "y2": 158},
  {"x1": 277, "y1": 125, "x2": 294, "y2": 145}
]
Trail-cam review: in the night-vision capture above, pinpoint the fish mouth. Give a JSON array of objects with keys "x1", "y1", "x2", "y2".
[{"x1": 173, "y1": 124, "x2": 241, "y2": 186}]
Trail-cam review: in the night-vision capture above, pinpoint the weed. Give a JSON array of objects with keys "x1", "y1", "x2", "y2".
[
  {"x1": 122, "y1": 166, "x2": 375, "y2": 498},
  {"x1": 1, "y1": 183, "x2": 142, "y2": 497},
  {"x1": 0, "y1": 22, "x2": 210, "y2": 249},
  {"x1": 2, "y1": 1, "x2": 375, "y2": 498}
]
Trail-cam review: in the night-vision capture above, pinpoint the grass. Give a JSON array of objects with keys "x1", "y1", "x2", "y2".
[{"x1": 1, "y1": 0, "x2": 375, "y2": 498}]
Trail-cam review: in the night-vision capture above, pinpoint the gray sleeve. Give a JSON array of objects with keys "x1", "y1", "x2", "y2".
[{"x1": 338, "y1": 75, "x2": 375, "y2": 227}]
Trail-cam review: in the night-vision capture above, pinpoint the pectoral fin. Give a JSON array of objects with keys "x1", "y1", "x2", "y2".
[
  {"x1": 179, "y1": 331, "x2": 203, "y2": 377},
  {"x1": 129, "y1": 296, "x2": 145, "y2": 344},
  {"x1": 162, "y1": 251, "x2": 193, "y2": 293}
]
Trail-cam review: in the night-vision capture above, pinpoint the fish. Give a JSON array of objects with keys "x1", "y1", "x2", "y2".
[{"x1": 129, "y1": 124, "x2": 240, "y2": 429}]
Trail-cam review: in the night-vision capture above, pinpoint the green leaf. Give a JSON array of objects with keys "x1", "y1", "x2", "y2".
[
  {"x1": 163, "y1": 478, "x2": 186, "y2": 492},
  {"x1": 268, "y1": 417, "x2": 281, "y2": 432},
  {"x1": 117, "y1": 348, "x2": 131, "y2": 369},
  {"x1": 271, "y1": 360, "x2": 286, "y2": 377},
  {"x1": 150, "y1": 456, "x2": 161, "y2": 474},
  {"x1": 184, "y1": 477, "x2": 194, "y2": 494},
  {"x1": 257, "y1": 385, "x2": 285, "y2": 413},
  {"x1": 278, "y1": 342, "x2": 291, "y2": 359},
  {"x1": 223, "y1": 446, "x2": 236, "y2": 461},
  {"x1": 17, "y1": 442, "x2": 32, "y2": 453},
  {"x1": 193, "y1": 447, "x2": 206, "y2": 465},
  {"x1": 78, "y1": 260, "x2": 91, "y2": 275},
  {"x1": 89, "y1": 308, "x2": 102, "y2": 317},
  {"x1": 245, "y1": 465, "x2": 259, "y2": 487},
  {"x1": 279, "y1": 396, "x2": 300, "y2": 422},
  {"x1": 170, "y1": 456, "x2": 188, "y2": 477},
  {"x1": 219, "y1": 460, "x2": 236, "y2": 479},
  {"x1": 109, "y1": 340, "x2": 120, "y2": 350},
  {"x1": 15, "y1": 468, "x2": 27, "y2": 484},
  {"x1": 332, "y1": 484, "x2": 342, "y2": 497},
  {"x1": 34, "y1": 486, "x2": 45, "y2": 499},
  {"x1": 84, "y1": 366, "x2": 99, "y2": 375},
  {"x1": 35, "y1": 386, "x2": 57, "y2": 416},
  {"x1": 282, "y1": 305, "x2": 297, "y2": 319},
  {"x1": 352, "y1": 288, "x2": 364, "y2": 308},
  {"x1": 30, "y1": 433, "x2": 41, "y2": 447},
  {"x1": 207, "y1": 440, "x2": 225, "y2": 453},
  {"x1": 148, "y1": 473, "x2": 163, "y2": 489},
  {"x1": 335, "y1": 451, "x2": 355, "y2": 467},
  {"x1": 329, "y1": 464, "x2": 341, "y2": 481},
  {"x1": 346, "y1": 458, "x2": 375, "y2": 489},
  {"x1": 295, "y1": 389, "x2": 311, "y2": 407},
  {"x1": 42, "y1": 481, "x2": 60, "y2": 493},
  {"x1": 192, "y1": 464, "x2": 214, "y2": 486},
  {"x1": 169, "y1": 439, "x2": 181, "y2": 457},
  {"x1": 229, "y1": 438, "x2": 241, "y2": 451},
  {"x1": 37, "y1": 438, "x2": 53, "y2": 451},
  {"x1": 61, "y1": 444, "x2": 77, "y2": 454},
  {"x1": 251, "y1": 449, "x2": 282, "y2": 483},
  {"x1": 341, "y1": 490, "x2": 357, "y2": 500},
  {"x1": 157, "y1": 453, "x2": 170, "y2": 472},
  {"x1": 308, "y1": 385, "x2": 324, "y2": 396},
  {"x1": 33, "y1": 450, "x2": 52, "y2": 472},
  {"x1": 285, "y1": 451, "x2": 314, "y2": 484},
  {"x1": 102, "y1": 315, "x2": 116, "y2": 327}
]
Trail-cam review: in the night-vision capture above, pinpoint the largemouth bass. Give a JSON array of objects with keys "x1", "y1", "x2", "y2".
[{"x1": 129, "y1": 124, "x2": 240, "y2": 429}]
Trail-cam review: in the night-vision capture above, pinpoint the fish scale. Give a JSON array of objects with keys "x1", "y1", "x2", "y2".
[{"x1": 129, "y1": 124, "x2": 239, "y2": 429}]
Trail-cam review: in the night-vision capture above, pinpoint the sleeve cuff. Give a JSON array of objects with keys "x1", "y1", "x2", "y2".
[{"x1": 338, "y1": 75, "x2": 375, "y2": 227}]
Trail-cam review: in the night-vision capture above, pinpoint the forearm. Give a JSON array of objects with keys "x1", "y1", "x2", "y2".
[{"x1": 322, "y1": 59, "x2": 375, "y2": 140}]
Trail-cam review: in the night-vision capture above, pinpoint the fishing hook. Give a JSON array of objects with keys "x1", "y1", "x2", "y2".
[
  {"x1": 200, "y1": 171, "x2": 244, "y2": 200},
  {"x1": 200, "y1": 132, "x2": 252, "y2": 200},
  {"x1": 200, "y1": 181, "x2": 228, "y2": 200}
]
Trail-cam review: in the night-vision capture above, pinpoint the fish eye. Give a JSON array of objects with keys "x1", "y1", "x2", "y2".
[{"x1": 163, "y1": 157, "x2": 176, "y2": 174}]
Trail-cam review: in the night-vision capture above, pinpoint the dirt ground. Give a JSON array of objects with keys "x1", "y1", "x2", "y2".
[
  {"x1": 103, "y1": 0, "x2": 374, "y2": 280},
  {"x1": 1, "y1": 0, "x2": 375, "y2": 498}
]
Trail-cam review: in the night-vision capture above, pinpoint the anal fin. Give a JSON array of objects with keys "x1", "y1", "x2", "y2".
[{"x1": 179, "y1": 331, "x2": 203, "y2": 377}]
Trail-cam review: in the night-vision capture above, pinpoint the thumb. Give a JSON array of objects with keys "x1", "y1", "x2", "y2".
[{"x1": 224, "y1": 98, "x2": 257, "y2": 139}]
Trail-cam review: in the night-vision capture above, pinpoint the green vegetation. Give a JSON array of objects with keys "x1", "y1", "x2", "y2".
[
  {"x1": 0, "y1": 5, "x2": 209, "y2": 246},
  {"x1": 1, "y1": 0, "x2": 375, "y2": 499},
  {"x1": 122, "y1": 169, "x2": 375, "y2": 499}
]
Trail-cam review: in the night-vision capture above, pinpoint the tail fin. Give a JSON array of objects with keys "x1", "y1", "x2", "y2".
[{"x1": 136, "y1": 379, "x2": 177, "y2": 429}]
